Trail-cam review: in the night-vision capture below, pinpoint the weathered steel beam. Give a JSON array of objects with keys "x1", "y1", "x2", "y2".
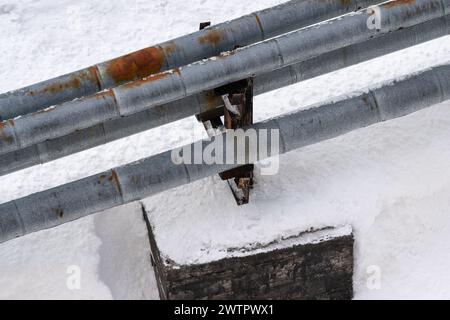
[
  {"x1": 0, "y1": 0, "x2": 445, "y2": 157},
  {"x1": 1, "y1": 62, "x2": 450, "y2": 244},
  {"x1": 0, "y1": 13, "x2": 448, "y2": 177},
  {"x1": 0, "y1": 0, "x2": 384, "y2": 121}
]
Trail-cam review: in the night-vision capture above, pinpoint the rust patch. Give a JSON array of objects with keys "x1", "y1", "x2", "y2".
[
  {"x1": 104, "y1": 47, "x2": 166, "y2": 86},
  {"x1": 204, "y1": 90, "x2": 221, "y2": 111},
  {"x1": 108, "y1": 169, "x2": 123, "y2": 197},
  {"x1": 98, "y1": 174, "x2": 107, "y2": 184},
  {"x1": 198, "y1": 29, "x2": 225, "y2": 46},
  {"x1": 383, "y1": 0, "x2": 415, "y2": 9},
  {"x1": 0, "y1": 120, "x2": 14, "y2": 144},
  {"x1": 52, "y1": 208, "x2": 64, "y2": 219},
  {"x1": 254, "y1": 14, "x2": 264, "y2": 38},
  {"x1": 86, "y1": 66, "x2": 103, "y2": 90},
  {"x1": 163, "y1": 42, "x2": 177, "y2": 55},
  {"x1": 27, "y1": 77, "x2": 82, "y2": 97},
  {"x1": 26, "y1": 65, "x2": 102, "y2": 97},
  {"x1": 173, "y1": 68, "x2": 181, "y2": 76},
  {"x1": 340, "y1": 0, "x2": 351, "y2": 7}
]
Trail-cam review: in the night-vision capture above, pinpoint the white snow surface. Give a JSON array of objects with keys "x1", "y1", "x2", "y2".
[
  {"x1": 150, "y1": 224, "x2": 354, "y2": 267},
  {"x1": 1, "y1": 0, "x2": 450, "y2": 300}
]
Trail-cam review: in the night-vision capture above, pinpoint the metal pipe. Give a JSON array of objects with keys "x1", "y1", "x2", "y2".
[
  {"x1": 0, "y1": 0, "x2": 385, "y2": 121},
  {"x1": 0, "y1": 14, "x2": 448, "y2": 177},
  {"x1": 1, "y1": 61, "x2": 450, "y2": 244},
  {"x1": 0, "y1": 0, "x2": 445, "y2": 157}
]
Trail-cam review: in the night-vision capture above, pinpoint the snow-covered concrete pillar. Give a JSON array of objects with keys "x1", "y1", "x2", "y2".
[{"x1": 143, "y1": 201, "x2": 354, "y2": 300}]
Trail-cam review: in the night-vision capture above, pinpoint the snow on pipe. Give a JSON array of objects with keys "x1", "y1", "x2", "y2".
[
  {"x1": 0, "y1": 0, "x2": 446, "y2": 157},
  {"x1": 0, "y1": 0, "x2": 384, "y2": 121},
  {"x1": 1, "y1": 62, "x2": 450, "y2": 244},
  {"x1": 0, "y1": 14, "x2": 448, "y2": 177}
]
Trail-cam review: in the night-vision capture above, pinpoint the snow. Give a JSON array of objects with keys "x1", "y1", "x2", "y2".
[
  {"x1": 145, "y1": 221, "x2": 353, "y2": 267},
  {"x1": 0, "y1": 0, "x2": 450, "y2": 299}
]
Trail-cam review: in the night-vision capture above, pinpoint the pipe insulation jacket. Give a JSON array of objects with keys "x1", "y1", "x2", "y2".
[
  {"x1": 1, "y1": 62, "x2": 450, "y2": 244},
  {"x1": 0, "y1": 0, "x2": 447, "y2": 156},
  {"x1": 0, "y1": 14, "x2": 449, "y2": 177},
  {"x1": 0, "y1": 0, "x2": 385, "y2": 120}
]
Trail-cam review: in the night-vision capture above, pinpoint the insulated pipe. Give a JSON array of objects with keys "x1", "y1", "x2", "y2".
[
  {"x1": 1, "y1": 62, "x2": 450, "y2": 244},
  {"x1": 0, "y1": 0, "x2": 446, "y2": 156},
  {"x1": 0, "y1": 15, "x2": 448, "y2": 177},
  {"x1": 0, "y1": 0, "x2": 385, "y2": 120}
]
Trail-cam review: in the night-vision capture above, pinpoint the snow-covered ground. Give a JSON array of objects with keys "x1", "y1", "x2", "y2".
[{"x1": 1, "y1": 0, "x2": 450, "y2": 300}]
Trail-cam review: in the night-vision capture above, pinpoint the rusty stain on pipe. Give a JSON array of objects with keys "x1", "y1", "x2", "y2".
[
  {"x1": 197, "y1": 29, "x2": 226, "y2": 46},
  {"x1": 103, "y1": 47, "x2": 167, "y2": 86},
  {"x1": 340, "y1": 0, "x2": 353, "y2": 7},
  {"x1": 26, "y1": 78, "x2": 81, "y2": 97},
  {"x1": 108, "y1": 169, "x2": 124, "y2": 198},
  {"x1": 0, "y1": 120, "x2": 15, "y2": 145},
  {"x1": 384, "y1": 0, "x2": 415, "y2": 8}
]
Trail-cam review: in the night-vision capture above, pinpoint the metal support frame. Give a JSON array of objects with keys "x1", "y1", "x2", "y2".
[{"x1": 196, "y1": 21, "x2": 254, "y2": 206}]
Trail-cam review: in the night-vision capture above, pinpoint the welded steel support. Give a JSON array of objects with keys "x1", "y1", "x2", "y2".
[
  {"x1": 1, "y1": 63, "x2": 450, "y2": 244},
  {"x1": 197, "y1": 78, "x2": 255, "y2": 205},
  {"x1": 0, "y1": 14, "x2": 449, "y2": 177},
  {"x1": 0, "y1": 0, "x2": 445, "y2": 157},
  {"x1": 0, "y1": 0, "x2": 384, "y2": 121}
]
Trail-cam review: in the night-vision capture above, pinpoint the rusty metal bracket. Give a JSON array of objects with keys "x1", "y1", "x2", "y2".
[
  {"x1": 199, "y1": 21, "x2": 211, "y2": 30},
  {"x1": 219, "y1": 79, "x2": 254, "y2": 205},
  {"x1": 197, "y1": 79, "x2": 255, "y2": 206},
  {"x1": 195, "y1": 21, "x2": 254, "y2": 205}
]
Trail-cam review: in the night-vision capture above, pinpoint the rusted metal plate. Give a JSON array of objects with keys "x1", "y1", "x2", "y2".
[{"x1": 219, "y1": 164, "x2": 255, "y2": 181}]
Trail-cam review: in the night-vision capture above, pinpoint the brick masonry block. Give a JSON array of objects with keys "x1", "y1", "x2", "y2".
[{"x1": 143, "y1": 205, "x2": 354, "y2": 300}]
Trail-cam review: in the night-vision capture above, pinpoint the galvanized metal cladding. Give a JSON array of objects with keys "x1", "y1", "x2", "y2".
[
  {"x1": 1, "y1": 63, "x2": 450, "y2": 244},
  {"x1": 0, "y1": 14, "x2": 449, "y2": 177},
  {"x1": 0, "y1": 0, "x2": 385, "y2": 121},
  {"x1": 0, "y1": 0, "x2": 446, "y2": 158}
]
